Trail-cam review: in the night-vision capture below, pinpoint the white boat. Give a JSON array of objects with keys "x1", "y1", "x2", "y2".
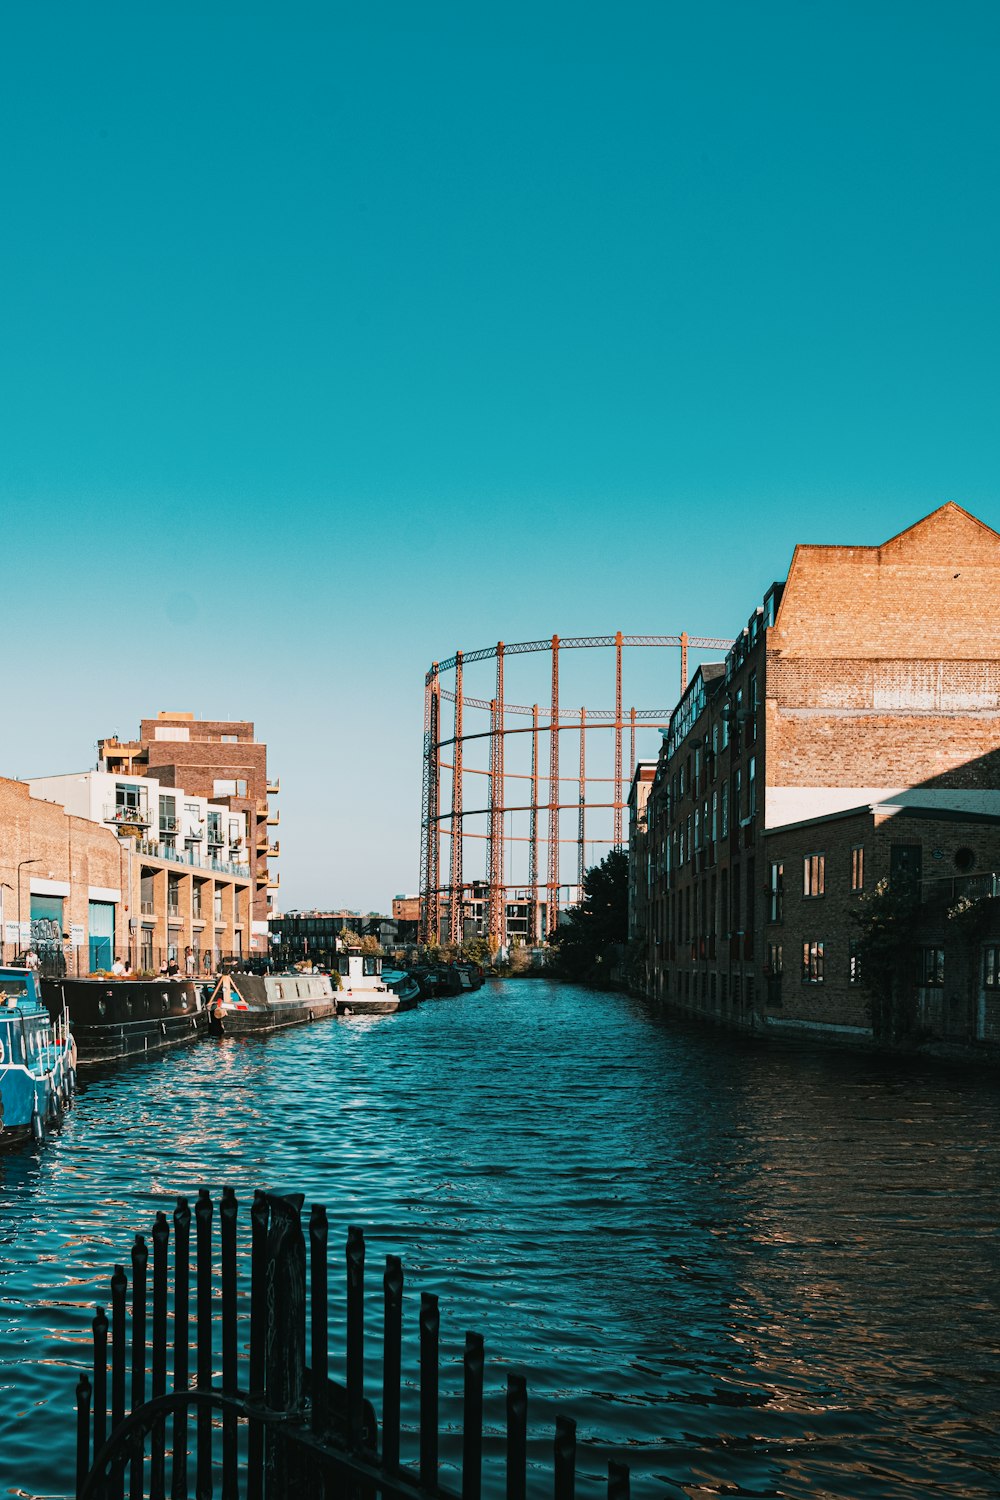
[{"x1": 336, "y1": 952, "x2": 419, "y2": 1016}]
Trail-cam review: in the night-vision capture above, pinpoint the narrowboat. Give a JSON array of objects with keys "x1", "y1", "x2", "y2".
[
  {"x1": 337, "y1": 952, "x2": 419, "y2": 1016},
  {"x1": 208, "y1": 972, "x2": 336, "y2": 1036},
  {"x1": 0, "y1": 967, "x2": 76, "y2": 1145},
  {"x1": 41, "y1": 977, "x2": 209, "y2": 1065}
]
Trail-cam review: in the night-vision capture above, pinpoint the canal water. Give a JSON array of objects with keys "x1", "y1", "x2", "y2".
[{"x1": 2, "y1": 978, "x2": 999, "y2": 1498}]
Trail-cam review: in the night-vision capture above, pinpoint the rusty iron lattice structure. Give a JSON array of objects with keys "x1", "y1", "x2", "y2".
[{"x1": 419, "y1": 632, "x2": 732, "y2": 947}]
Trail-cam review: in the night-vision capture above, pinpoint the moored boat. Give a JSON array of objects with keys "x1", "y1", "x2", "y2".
[
  {"x1": 337, "y1": 952, "x2": 419, "y2": 1016},
  {"x1": 208, "y1": 972, "x2": 336, "y2": 1035},
  {"x1": 41, "y1": 976, "x2": 209, "y2": 1065},
  {"x1": 0, "y1": 967, "x2": 76, "y2": 1145}
]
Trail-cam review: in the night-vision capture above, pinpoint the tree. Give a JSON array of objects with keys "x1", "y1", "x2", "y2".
[
  {"x1": 547, "y1": 850, "x2": 629, "y2": 985},
  {"x1": 851, "y1": 879, "x2": 921, "y2": 1044}
]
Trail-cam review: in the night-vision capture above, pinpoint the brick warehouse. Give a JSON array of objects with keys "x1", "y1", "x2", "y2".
[{"x1": 629, "y1": 503, "x2": 1000, "y2": 1044}]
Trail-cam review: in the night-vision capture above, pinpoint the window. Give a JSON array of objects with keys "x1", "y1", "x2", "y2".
[
  {"x1": 747, "y1": 756, "x2": 756, "y2": 817},
  {"x1": 768, "y1": 861, "x2": 784, "y2": 922},
  {"x1": 849, "y1": 938, "x2": 862, "y2": 985},
  {"x1": 167, "y1": 874, "x2": 180, "y2": 917},
  {"x1": 214, "y1": 888, "x2": 223, "y2": 921},
  {"x1": 732, "y1": 768, "x2": 741, "y2": 824},
  {"x1": 918, "y1": 947, "x2": 944, "y2": 987},
  {"x1": 984, "y1": 947, "x2": 1000, "y2": 989},
  {"x1": 192, "y1": 882, "x2": 203, "y2": 917},
  {"x1": 712, "y1": 790, "x2": 718, "y2": 843},
  {"x1": 802, "y1": 940, "x2": 825, "y2": 983},
  {"x1": 890, "y1": 843, "x2": 922, "y2": 893},
  {"x1": 748, "y1": 671, "x2": 758, "y2": 741},
  {"x1": 155, "y1": 726, "x2": 190, "y2": 741},
  {"x1": 804, "y1": 853, "x2": 825, "y2": 897},
  {"x1": 851, "y1": 845, "x2": 864, "y2": 892},
  {"x1": 721, "y1": 783, "x2": 729, "y2": 839},
  {"x1": 221, "y1": 734, "x2": 239, "y2": 743},
  {"x1": 767, "y1": 943, "x2": 782, "y2": 974}
]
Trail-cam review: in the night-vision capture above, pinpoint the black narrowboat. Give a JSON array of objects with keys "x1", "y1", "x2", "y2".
[{"x1": 41, "y1": 978, "x2": 209, "y2": 1064}]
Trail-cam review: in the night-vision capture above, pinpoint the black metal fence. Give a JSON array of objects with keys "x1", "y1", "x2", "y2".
[
  {"x1": 75, "y1": 1188, "x2": 630, "y2": 1500},
  {"x1": 0, "y1": 946, "x2": 261, "y2": 981}
]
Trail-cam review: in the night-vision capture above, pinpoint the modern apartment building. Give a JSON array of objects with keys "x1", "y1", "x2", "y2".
[
  {"x1": 28, "y1": 766, "x2": 255, "y2": 971},
  {"x1": 98, "y1": 712, "x2": 278, "y2": 938},
  {"x1": 631, "y1": 503, "x2": 1000, "y2": 1043}
]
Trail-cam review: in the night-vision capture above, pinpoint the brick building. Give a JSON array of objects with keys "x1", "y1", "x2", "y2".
[
  {"x1": 99, "y1": 712, "x2": 278, "y2": 935},
  {"x1": 632, "y1": 503, "x2": 1000, "y2": 1043},
  {"x1": 1, "y1": 773, "x2": 253, "y2": 974}
]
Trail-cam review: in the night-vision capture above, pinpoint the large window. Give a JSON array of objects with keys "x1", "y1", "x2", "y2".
[
  {"x1": 804, "y1": 853, "x2": 825, "y2": 898},
  {"x1": 802, "y1": 940, "x2": 825, "y2": 983},
  {"x1": 984, "y1": 947, "x2": 1000, "y2": 989},
  {"x1": 851, "y1": 845, "x2": 864, "y2": 892},
  {"x1": 768, "y1": 861, "x2": 784, "y2": 922},
  {"x1": 849, "y1": 938, "x2": 862, "y2": 985},
  {"x1": 918, "y1": 947, "x2": 944, "y2": 987}
]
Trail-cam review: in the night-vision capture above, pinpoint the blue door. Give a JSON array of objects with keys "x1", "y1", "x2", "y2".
[{"x1": 88, "y1": 901, "x2": 115, "y2": 972}]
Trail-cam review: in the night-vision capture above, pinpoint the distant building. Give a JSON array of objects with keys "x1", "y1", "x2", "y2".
[
  {"x1": 631, "y1": 503, "x2": 1000, "y2": 1044},
  {"x1": 98, "y1": 711, "x2": 278, "y2": 945},
  {"x1": 391, "y1": 895, "x2": 420, "y2": 922},
  {"x1": 270, "y1": 909, "x2": 418, "y2": 964}
]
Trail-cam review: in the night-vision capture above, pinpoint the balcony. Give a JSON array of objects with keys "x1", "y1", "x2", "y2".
[
  {"x1": 159, "y1": 817, "x2": 180, "y2": 836},
  {"x1": 185, "y1": 828, "x2": 203, "y2": 842},
  {"x1": 104, "y1": 803, "x2": 152, "y2": 829},
  {"x1": 266, "y1": 809, "x2": 280, "y2": 827},
  {"x1": 266, "y1": 778, "x2": 280, "y2": 795},
  {"x1": 256, "y1": 828, "x2": 269, "y2": 851},
  {"x1": 267, "y1": 873, "x2": 281, "y2": 889},
  {"x1": 267, "y1": 841, "x2": 280, "y2": 858}
]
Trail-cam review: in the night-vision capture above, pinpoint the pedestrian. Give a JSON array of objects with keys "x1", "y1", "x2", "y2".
[
  {"x1": 25, "y1": 949, "x2": 40, "y2": 972},
  {"x1": 184, "y1": 946, "x2": 196, "y2": 978}
]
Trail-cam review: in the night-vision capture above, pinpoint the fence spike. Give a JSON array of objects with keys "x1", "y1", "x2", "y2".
[
  {"x1": 150, "y1": 1213, "x2": 169, "y2": 1500},
  {"x1": 309, "y1": 1205, "x2": 329, "y2": 1437},
  {"x1": 346, "y1": 1225, "x2": 365, "y2": 1449},
  {"x1": 171, "y1": 1198, "x2": 191, "y2": 1500},
  {"x1": 419, "y1": 1292, "x2": 440, "y2": 1490},
  {"x1": 76, "y1": 1374, "x2": 92, "y2": 1500},
  {"x1": 195, "y1": 1188, "x2": 214, "y2": 1500},
  {"x1": 220, "y1": 1187, "x2": 239, "y2": 1500},
  {"x1": 506, "y1": 1374, "x2": 527, "y2": 1500},
  {"x1": 554, "y1": 1415, "x2": 577, "y2": 1500},
  {"x1": 608, "y1": 1459, "x2": 630, "y2": 1499},
  {"x1": 382, "y1": 1255, "x2": 403, "y2": 1472},
  {"x1": 462, "y1": 1332, "x2": 484, "y2": 1500}
]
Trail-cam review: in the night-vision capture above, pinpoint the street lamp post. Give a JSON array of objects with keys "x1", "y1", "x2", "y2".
[{"x1": 17, "y1": 859, "x2": 41, "y2": 944}]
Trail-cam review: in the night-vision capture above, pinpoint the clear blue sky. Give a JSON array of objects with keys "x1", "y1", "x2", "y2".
[{"x1": 3, "y1": 2, "x2": 999, "y2": 910}]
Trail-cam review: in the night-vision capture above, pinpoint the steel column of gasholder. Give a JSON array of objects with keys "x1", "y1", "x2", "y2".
[
  {"x1": 488, "y1": 643, "x2": 505, "y2": 946},
  {"x1": 613, "y1": 630, "x2": 623, "y2": 849},
  {"x1": 629, "y1": 707, "x2": 636, "y2": 785},
  {"x1": 546, "y1": 636, "x2": 560, "y2": 936},
  {"x1": 577, "y1": 708, "x2": 586, "y2": 893},
  {"x1": 448, "y1": 651, "x2": 465, "y2": 944},
  {"x1": 485, "y1": 697, "x2": 498, "y2": 947},
  {"x1": 528, "y1": 704, "x2": 539, "y2": 944},
  {"x1": 419, "y1": 672, "x2": 433, "y2": 944},
  {"x1": 419, "y1": 664, "x2": 442, "y2": 945}
]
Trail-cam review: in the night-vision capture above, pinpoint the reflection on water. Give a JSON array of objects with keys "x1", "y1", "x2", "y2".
[{"x1": 1, "y1": 980, "x2": 998, "y2": 1497}]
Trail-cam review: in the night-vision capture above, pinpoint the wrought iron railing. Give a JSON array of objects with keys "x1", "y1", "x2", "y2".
[{"x1": 74, "y1": 1188, "x2": 630, "y2": 1499}]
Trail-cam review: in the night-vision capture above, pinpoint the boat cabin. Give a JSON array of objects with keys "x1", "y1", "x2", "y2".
[{"x1": 337, "y1": 952, "x2": 382, "y2": 983}]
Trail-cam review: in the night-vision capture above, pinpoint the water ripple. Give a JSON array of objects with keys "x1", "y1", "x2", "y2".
[{"x1": 1, "y1": 979, "x2": 999, "y2": 1497}]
